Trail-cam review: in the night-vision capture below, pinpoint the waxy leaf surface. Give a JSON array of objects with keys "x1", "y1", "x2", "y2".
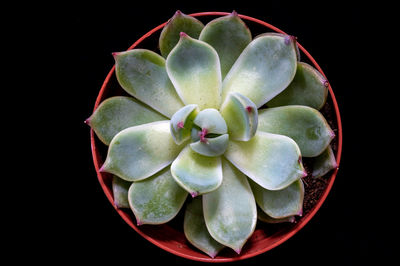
[
  {"x1": 250, "y1": 179, "x2": 304, "y2": 218},
  {"x1": 128, "y1": 167, "x2": 187, "y2": 225},
  {"x1": 257, "y1": 207, "x2": 295, "y2": 224},
  {"x1": 221, "y1": 33, "x2": 297, "y2": 108},
  {"x1": 312, "y1": 145, "x2": 337, "y2": 178},
  {"x1": 268, "y1": 62, "x2": 329, "y2": 110},
  {"x1": 199, "y1": 12, "x2": 251, "y2": 79},
  {"x1": 114, "y1": 49, "x2": 184, "y2": 118},
  {"x1": 225, "y1": 131, "x2": 304, "y2": 190},
  {"x1": 171, "y1": 146, "x2": 222, "y2": 196},
  {"x1": 258, "y1": 105, "x2": 334, "y2": 157},
  {"x1": 220, "y1": 92, "x2": 258, "y2": 141},
  {"x1": 203, "y1": 159, "x2": 257, "y2": 253},
  {"x1": 184, "y1": 197, "x2": 225, "y2": 258},
  {"x1": 112, "y1": 176, "x2": 131, "y2": 208},
  {"x1": 88, "y1": 96, "x2": 166, "y2": 145},
  {"x1": 102, "y1": 121, "x2": 183, "y2": 181},
  {"x1": 159, "y1": 11, "x2": 204, "y2": 58},
  {"x1": 166, "y1": 34, "x2": 222, "y2": 110},
  {"x1": 170, "y1": 104, "x2": 199, "y2": 145},
  {"x1": 193, "y1": 108, "x2": 227, "y2": 134},
  {"x1": 190, "y1": 134, "x2": 229, "y2": 157}
]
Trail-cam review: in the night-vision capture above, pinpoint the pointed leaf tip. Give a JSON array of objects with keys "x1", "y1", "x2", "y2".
[
  {"x1": 234, "y1": 248, "x2": 242, "y2": 254},
  {"x1": 284, "y1": 35, "x2": 297, "y2": 45},
  {"x1": 180, "y1": 31, "x2": 188, "y2": 38},
  {"x1": 190, "y1": 191, "x2": 199, "y2": 198},
  {"x1": 98, "y1": 164, "x2": 106, "y2": 172},
  {"x1": 84, "y1": 117, "x2": 91, "y2": 125},
  {"x1": 231, "y1": 10, "x2": 238, "y2": 16}
]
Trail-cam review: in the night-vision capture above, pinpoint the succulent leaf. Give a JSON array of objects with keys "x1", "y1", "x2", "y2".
[
  {"x1": 171, "y1": 146, "x2": 223, "y2": 196},
  {"x1": 193, "y1": 108, "x2": 227, "y2": 134},
  {"x1": 312, "y1": 145, "x2": 337, "y2": 178},
  {"x1": 203, "y1": 159, "x2": 257, "y2": 253},
  {"x1": 159, "y1": 11, "x2": 204, "y2": 58},
  {"x1": 220, "y1": 92, "x2": 258, "y2": 141},
  {"x1": 190, "y1": 134, "x2": 229, "y2": 157},
  {"x1": 258, "y1": 105, "x2": 334, "y2": 157},
  {"x1": 224, "y1": 131, "x2": 304, "y2": 190},
  {"x1": 268, "y1": 62, "x2": 329, "y2": 110},
  {"x1": 128, "y1": 167, "x2": 188, "y2": 225},
  {"x1": 184, "y1": 197, "x2": 225, "y2": 258},
  {"x1": 199, "y1": 11, "x2": 252, "y2": 79},
  {"x1": 250, "y1": 179, "x2": 304, "y2": 219},
  {"x1": 101, "y1": 121, "x2": 183, "y2": 181},
  {"x1": 112, "y1": 175, "x2": 131, "y2": 208},
  {"x1": 257, "y1": 207, "x2": 296, "y2": 224},
  {"x1": 170, "y1": 104, "x2": 199, "y2": 145},
  {"x1": 221, "y1": 33, "x2": 297, "y2": 108},
  {"x1": 166, "y1": 34, "x2": 222, "y2": 110},
  {"x1": 87, "y1": 96, "x2": 166, "y2": 145},
  {"x1": 114, "y1": 49, "x2": 184, "y2": 118}
]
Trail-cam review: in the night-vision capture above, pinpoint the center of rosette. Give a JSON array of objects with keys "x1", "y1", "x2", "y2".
[{"x1": 170, "y1": 106, "x2": 229, "y2": 157}]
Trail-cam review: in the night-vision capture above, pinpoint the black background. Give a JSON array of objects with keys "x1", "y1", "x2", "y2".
[{"x1": 24, "y1": 1, "x2": 394, "y2": 265}]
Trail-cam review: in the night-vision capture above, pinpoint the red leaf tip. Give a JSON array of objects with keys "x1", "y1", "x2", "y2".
[
  {"x1": 177, "y1": 121, "x2": 184, "y2": 129},
  {"x1": 231, "y1": 10, "x2": 238, "y2": 17},
  {"x1": 180, "y1": 32, "x2": 188, "y2": 38},
  {"x1": 190, "y1": 191, "x2": 199, "y2": 198},
  {"x1": 84, "y1": 117, "x2": 91, "y2": 125},
  {"x1": 284, "y1": 35, "x2": 297, "y2": 45}
]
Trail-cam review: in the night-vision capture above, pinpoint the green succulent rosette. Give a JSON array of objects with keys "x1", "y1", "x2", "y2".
[{"x1": 86, "y1": 11, "x2": 337, "y2": 258}]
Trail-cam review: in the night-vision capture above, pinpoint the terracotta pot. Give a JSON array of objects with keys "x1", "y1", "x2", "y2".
[{"x1": 89, "y1": 11, "x2": 343, "y2": 262}]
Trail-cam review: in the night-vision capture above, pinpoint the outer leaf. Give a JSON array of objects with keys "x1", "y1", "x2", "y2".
[
  {"x1": 170, "y1": 104, "x2": 199, "y2": 145},
  {"x1": 171, "y1": 145, "x2": 222, "y2": 197},
  {"x1": 203, "y1": 159, "x2": 257, "y2": 253},
  {"x1": 220, "y1": 92, "x2": 258, "y2": 141},
  {"x1": 257, "y1": 207, "x2": 295, "y2": 224},
  {"x1": 267, "y1": 62, "x2": 329, "y2": 110},
  {"x1": 128, "y1": 167, "x2": 188, "y2": 225},
  {"x1": 190, "y1": 134, "x2": 229, "y2": 157},
  {"x1": 221, "y1": 33, "x2": 297, "y2": 108},
  {"x1": 112, "y1": 176, "x2": 131, "y2": 208},
  {"x1": 258, "y1": 105, "x2": 334, "y2": 157},
  {"x1": 199, "y1": 11, "x2": 251, "y2": 79},
  {"x1": 101, "y1": 121, "x2": 183, "y2": 181},
  {"x1": 193, "y1": 108, "x2": 227, "y2": 134},
  {"x1": 224, "y1": 131, "x2": 305, "y2": 190},
  {"x1": 184, "y1": 197, "x2": 225, "y2": 258},
  {"x1": 159, "y1": 11, "x2": 204, "y2": 58},
  {"x1": 312, "y1": 145, "x2": 337, "y2": 178},
  {"x1": 87, "y1": 96, "x2": 166, "y2": 145},
  {"x1": 166, "y1": 34, "x2": 222, "y2": 110},
  {"x1": 250, "y1": 179, "x2": 304, "y2": 219},
  {"x1": 114, "y1": 49, "x2": 184, "y2": 118}
]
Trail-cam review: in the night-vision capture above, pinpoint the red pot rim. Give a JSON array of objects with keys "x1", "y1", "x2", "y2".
[{"x1": 90, "y1": 11, "x2": 343, "y2": 262}]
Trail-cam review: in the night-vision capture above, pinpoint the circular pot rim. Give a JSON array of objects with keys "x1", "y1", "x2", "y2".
[{"x1": 89, "y1": 11, "x2": 343, "y2": 262}]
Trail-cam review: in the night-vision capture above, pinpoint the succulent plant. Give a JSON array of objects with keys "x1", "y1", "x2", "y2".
[{"x1": 86, "y1": 11, "x2": 337, "y2": 258}]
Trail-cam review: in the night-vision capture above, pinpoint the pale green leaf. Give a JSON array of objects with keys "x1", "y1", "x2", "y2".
[
  {"x1": 128, "y1": 167, "x2": 188, "y2": 225},
  {"x1": 221, "y1": 33, "x2": 297, "y2": 108},
  {"x1": 224, "y1": 131, "x2": 305, "y2": 190},
  {"x1": 166, "y1": 34, "x2": 222, "y2": 110},
  {"x1": 258, "y1": 105, "x2": 334, "y2": 157},
  {"x1": 101, "y1": 121, "x2": 183, "y2": 181},
  {"x1": 203, "y1": 159, "x2": 257, "y2": 253},
  {"x1": 171, "y1": 146, "x2": 222, "y2": 196},
  {"x1": 114, "y1": 49, "x2": 184, "y2": 118},
  {"x1": 184, "y1": 197, "x2": 225, "y2": 258}
]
